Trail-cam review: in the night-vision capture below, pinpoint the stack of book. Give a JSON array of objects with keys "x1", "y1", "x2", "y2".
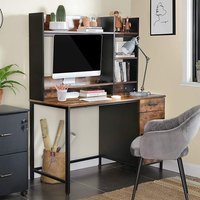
[{"x1": 79, "y1": 89, "x2": 107, "y2": 97}]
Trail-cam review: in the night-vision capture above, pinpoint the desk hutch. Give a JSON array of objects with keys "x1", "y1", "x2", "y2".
[{"x1": 29, "y1": 12, "x2": 165, "y2": 196}]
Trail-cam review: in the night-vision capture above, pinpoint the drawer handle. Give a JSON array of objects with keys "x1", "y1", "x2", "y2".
[
  {"x1": 0, "y1": 133, "x2": 12, "y2": 137},
  {"x1": 0, "y1": 173, "x2": 12, "y2": 178},
  {"x1": 148, "y1": 102, "x2": 158, "y2": 106}
]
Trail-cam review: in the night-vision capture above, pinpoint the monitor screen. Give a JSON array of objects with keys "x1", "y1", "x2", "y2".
[{"x1": 52, "y1": 34, "x2": 103, "y2": 83}]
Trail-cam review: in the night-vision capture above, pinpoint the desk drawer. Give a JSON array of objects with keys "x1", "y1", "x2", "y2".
[
  {"x1": 140, "y1": 98, "x2": 165, "y2": 113},
  {"x1": 140, "y1": 110, "x2": 165, "y2": 134},
  {"x1": 0, "y1": 113, "x2": 28, "y2": 155},
  {"x1": 0, "y1": 152, "x2": 28, "y2": 196}
]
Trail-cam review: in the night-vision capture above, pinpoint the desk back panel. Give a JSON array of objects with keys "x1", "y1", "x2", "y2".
[{"x1": 99, "y1": 102, "x2": 139, "y2": 166}]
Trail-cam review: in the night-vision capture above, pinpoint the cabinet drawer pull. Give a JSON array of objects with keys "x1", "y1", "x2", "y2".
[
  {"x1": 0, "y1": 173, "x2": 12, "y2": 178},
  {"x1": 0, "y1": 133, "x2": 12, "y2": 137},
  {"x1": 148, "y1": 102, "x2": 158, "y2": 106}
]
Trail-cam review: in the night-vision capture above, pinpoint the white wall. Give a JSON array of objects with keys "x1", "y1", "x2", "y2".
[
  {"x1": 0, "y1": 0, "x2": 132, "y2": 170},
  {"x1": 131, "y1": 0, "x2": 200, "y2": 175}
]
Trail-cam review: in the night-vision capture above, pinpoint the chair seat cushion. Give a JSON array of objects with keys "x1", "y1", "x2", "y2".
[{"x1": 130, "y1": 136, "x2": 189, "y2": 159}]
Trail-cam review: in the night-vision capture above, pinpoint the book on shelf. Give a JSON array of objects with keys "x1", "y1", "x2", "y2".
[
  {"x1": 115, "y1": 52, "x2": 135, "y2": 58},
  {"x1": 114, "y1": 61, "x2": 130, "y2": 82},
  {"x1": 77, "y1": 26, "x2": 103, "y2": 32}
]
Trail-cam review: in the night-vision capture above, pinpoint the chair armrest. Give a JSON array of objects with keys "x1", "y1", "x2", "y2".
[{"x1": 144, "y1": 117, "x2": 179, "y2": 133}]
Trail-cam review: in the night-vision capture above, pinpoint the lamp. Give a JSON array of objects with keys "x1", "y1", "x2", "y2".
[
  {"x1": 0, "y1": 9, "x2": 3, "y2": 29},
  {"x1": 121, "y1": 36, "x2": 150, "y2": 96}
]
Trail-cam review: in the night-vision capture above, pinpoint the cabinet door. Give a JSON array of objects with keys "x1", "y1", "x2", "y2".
[
  {"x1": 0, "y1": 113, "x2": 28, "y2": 155},
  {"x1": 0, "y1": 152, "x2": 28, "y2": 196}
]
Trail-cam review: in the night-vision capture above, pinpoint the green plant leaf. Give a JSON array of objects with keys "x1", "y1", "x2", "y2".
[{"x1": 0, "y1": 64, "x2": 25, "y2": 93}]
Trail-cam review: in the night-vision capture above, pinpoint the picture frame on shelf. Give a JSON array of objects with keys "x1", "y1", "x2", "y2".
[{"x1": 150, "y1": 0, "x2": 176, "y2": 36}]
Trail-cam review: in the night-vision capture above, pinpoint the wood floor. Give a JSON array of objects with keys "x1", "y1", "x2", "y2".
[{"x1": 0, "y1": 162, "x2": 178, "y2": 200}]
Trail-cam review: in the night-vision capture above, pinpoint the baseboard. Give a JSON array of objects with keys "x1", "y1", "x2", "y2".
[{"x1": 152, "y1": 160, "x2": 200, "y2": 178}]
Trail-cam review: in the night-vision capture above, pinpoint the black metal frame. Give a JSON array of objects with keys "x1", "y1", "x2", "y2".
[
  {"x1": 29, "y1": 101, "x2": 139, "y2": 196},
  {"x1": 131, "y1": 157, "x2": 189, "y2": 200}
]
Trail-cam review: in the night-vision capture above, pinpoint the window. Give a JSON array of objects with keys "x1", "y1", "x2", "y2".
[{"x1": 193, "y1": 0, "x2": 200, "y2": 82}]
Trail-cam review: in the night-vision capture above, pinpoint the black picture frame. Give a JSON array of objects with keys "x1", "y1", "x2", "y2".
[
  {"x1": 0, "y1": 9, "x2": 3, "y2": 29},
  {"x1": 150, "y1": 0, "x2": 176, "y2": 36}
]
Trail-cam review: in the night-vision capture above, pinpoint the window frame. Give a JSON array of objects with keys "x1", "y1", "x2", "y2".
[{"x1": 193, "y1": 0, "x2": 200, "y2": 82}]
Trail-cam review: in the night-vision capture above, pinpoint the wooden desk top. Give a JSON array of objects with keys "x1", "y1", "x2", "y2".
[{"x1": 30, "y1": 94, "x2": 165, "y2": 109}]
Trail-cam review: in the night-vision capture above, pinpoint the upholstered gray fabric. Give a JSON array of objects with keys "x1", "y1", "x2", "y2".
[{"x1": 130, "y1": 105, "x2": 200, "y2": 160}]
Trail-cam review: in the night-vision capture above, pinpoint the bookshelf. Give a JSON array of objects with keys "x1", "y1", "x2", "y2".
[{"x1": 29, "y1": 13, "x2": 139, "y2": 100}]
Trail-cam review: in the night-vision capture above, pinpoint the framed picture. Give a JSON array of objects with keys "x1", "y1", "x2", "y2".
[
  {"x1": 150, "y1": 0, "x2": 176, "y2": 36},
  {"x1": 0, "y1": 9, "x2": 3, "y2": 29}
]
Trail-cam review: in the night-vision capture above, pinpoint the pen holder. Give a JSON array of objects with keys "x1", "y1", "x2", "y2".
[
  {"x1": 41, "y1": 149, "x2": 65, "y2": 184},
  {"x1": 57, "y1": 90, "x2": 67, "y2": 101}
]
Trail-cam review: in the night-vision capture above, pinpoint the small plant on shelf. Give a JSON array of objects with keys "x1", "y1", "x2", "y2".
[
  {"x1": 49, "y1": 5, "x2": 67, "y2": 30},
  {"x1": 56, "y1": 5, "x2": 66, "y2": 22}
]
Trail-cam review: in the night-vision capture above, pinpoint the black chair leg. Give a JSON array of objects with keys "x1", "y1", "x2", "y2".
[
  {"x1": 131, "y1": 157, "x2": 143, "y2": 200},
  {"x1": 159, "y1": 161, "x2": 163, "y2": 171},
  {"x1": 177, "y1": 157, "x2": 189, "y2": 200}
]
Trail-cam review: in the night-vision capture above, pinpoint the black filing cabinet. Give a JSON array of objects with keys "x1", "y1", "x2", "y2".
[{"x1": 0, "y1": 105, "x2": 28, "y2": 196}]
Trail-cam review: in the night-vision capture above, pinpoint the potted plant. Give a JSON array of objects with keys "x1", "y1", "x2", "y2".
[
  {"x1": 49, "y1": 5, "x2": 68, "y2": 30},
  {"x1": 0, "y1": 64, "x2": 25, "y2": 103},
  {"x1": 196, "y1": 60, "x2": 200, "y2": 82}
]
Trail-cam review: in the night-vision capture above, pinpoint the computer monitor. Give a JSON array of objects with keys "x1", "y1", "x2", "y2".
[{"x1": 52, "y1": 34, "x2": 103, "y2": 84}]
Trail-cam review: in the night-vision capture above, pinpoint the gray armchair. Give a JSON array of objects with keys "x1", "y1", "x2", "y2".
[{"x1": 130, "y1": 105, "x2": 200, "y2": 200}]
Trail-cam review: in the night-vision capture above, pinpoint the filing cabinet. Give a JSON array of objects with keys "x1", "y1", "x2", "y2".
[{"x1": 0, "y1": 105, "x2": 28, "y2": 196}]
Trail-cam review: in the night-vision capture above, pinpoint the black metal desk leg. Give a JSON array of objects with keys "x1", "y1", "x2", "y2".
[
  {"x1": 30, "y1": 102, "x2": 35, "y2": 180},
  {"x1": 65, "y1": 108, "x2": 70, "y2": 195}
]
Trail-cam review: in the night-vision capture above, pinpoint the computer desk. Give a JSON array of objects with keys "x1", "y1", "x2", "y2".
[{"x1": 29, "y1": 94, "x2": 165, "y2": 196}]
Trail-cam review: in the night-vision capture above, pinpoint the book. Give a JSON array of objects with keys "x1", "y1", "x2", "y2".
[
  {"x1": 80, "y1": 89, "x2": 105, "y2": 94},
  {"x1": 77, "y1": 26, "x2": 103, "y2": 32},
  {"x1": 114, "y1": 61, "x2": 127, "y2": 82},
  {"x1": 79, "y1": 91, "x2": 107, "y2": 97}
]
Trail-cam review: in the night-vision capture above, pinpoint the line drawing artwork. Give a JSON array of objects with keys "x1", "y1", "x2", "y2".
[
  {"x1": 151, "y1": 0, "x2": 175, "y2": 35},
  {"x1": 153, "y1": 2, "x2": 168, "y2": 27}
]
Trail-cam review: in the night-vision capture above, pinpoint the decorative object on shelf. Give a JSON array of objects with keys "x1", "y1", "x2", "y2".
[
  {"x1": 150, "y1": 0, "x2": 176, "y2": 35},
  {"x1": 49, "y1": 5, "x2": 69, "y2": 30},
  {"x1": 0, "y1": 9, "x2": 3, "y2": 29},
  {"x1": 90, "y1": 16, "x2": 97, "y2": 27},
  {"x1": 0, "y1": 64, "x2": 25, "y2": 103},
  {"x1": 124, "y1": 17, "x2": 131, "y2": 32},
  {"x1": 121, "y1": 37, "x2": 150, "y2": 96},
  {"x1": 114, "y1": 11, "x2": 122, "y2": 32},
  {"x1": 196, "y1": 60, "x2": 200, "y2": 82},
  {"x1": 50, "y1": 12, "x2": 56, "y2": 22},
  {"x1": 44, "y1": 14, "x2": 50, "y2": 30},
  {"x1": 82, "y1": 16, "x2": 90, "y2": 27}
]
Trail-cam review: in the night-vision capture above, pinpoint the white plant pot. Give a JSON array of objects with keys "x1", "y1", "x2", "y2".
[{"x1": 49, "y1": 22, "x2": 69, "y2": 30}]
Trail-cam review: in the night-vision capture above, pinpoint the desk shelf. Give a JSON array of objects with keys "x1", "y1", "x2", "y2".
[{"x1": 29, "y1": 13, "x2": 139, "y2": 101}]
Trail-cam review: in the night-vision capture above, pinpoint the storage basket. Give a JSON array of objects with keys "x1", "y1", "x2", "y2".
[{"x1": 41, "y1": 149, "x2": 65, "y2": 184}]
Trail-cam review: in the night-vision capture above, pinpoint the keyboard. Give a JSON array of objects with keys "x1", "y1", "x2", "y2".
[{"x1": 80, "y1": 96, "x2": 111, "y2": 102}]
